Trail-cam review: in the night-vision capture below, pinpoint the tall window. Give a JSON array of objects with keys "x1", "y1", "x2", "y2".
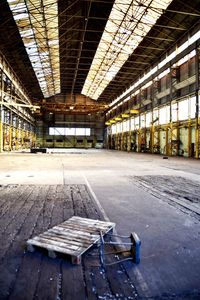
[{"x1": 178, "y1": 99, "x2": 189, "y2": 121}]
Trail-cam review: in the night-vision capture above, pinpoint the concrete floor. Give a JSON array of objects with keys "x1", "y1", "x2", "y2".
[{"x1": 0, "y1": 149, "x2": 200, "y2": 299}]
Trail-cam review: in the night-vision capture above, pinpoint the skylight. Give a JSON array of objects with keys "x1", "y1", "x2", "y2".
[
  {"x1": 7, "y1": 0, "x2": 60, "y2": 98},
  {"x1": 81, "y1": 0, "x2": 173, "y2": 100}
]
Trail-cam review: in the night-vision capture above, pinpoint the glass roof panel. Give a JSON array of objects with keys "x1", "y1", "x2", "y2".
[
  {"x1": 8, "y1": 0, "x2": 60, "y2": 98},
  {"x1": 81, "y1": 0, "x2": 173, "y2": 100}
]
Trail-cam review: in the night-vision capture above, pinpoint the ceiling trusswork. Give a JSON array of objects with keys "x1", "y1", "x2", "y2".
[
  {"x1": 58, "y1": 0, "x2": 114, "y2": 96},
  {"x1": 98, "y1": 0, "x2": 200, "y2": 103},
  {"x1": 7, "y1": 0, "x2": 60, "y2": 98},
  {"x1": 36, "y1": 100, "x2": 108, "y2": 115},
  {"x1": 0, "y1": 1, "x2": 43, "y2": 100},
  {"x1": 81, "y1": 0, "x2": 174, "y2": 100},
  {"x1": 0, "y1": 0, "x2": 200, "y2": 114}
]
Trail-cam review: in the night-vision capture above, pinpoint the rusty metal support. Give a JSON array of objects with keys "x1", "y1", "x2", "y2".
[{"x1": 195, "y1": 46, "x2": 200, "y2": 159}]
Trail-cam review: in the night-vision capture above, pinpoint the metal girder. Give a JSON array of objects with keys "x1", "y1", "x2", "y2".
[
  {"x1": 7, "y1": 0, "x2": 60, "y2": 98},
  {"x1": 81, "y1": 0, "x2": 174, "y2": 100},
  {"x1": 61, "y1": 28, "x2": 175, "y2": 41},
  {"x1": 156, "y1": 8, "x2": 200, "y2": 17},
  {"x1": 0, "y1": 101, "x2": 40, "y2": 109},
  {"x1": 36, "y1": 102, "x2": 108, "y2": 115},
  {"x1": 1, "y1": 0, "x2": 200, "y2": 113},
  {"x1": 58, "y1": 0, "x2": 114, "y2": 96},
  {"x1": 97, "y1": 2, "x2": 200, "y2": 102},
  {"x1": 56, "y1": 14, "x2": 186, "y2": 30}
]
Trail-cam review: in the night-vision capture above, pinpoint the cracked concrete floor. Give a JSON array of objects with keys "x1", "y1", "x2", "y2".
[{"x1": 0, "y1": 149, "x2": 200, "y2": 299}]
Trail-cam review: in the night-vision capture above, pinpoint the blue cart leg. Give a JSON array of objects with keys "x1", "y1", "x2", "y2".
[{"x1": 130, "y1": 232, "x2": 141, "y2": 264}]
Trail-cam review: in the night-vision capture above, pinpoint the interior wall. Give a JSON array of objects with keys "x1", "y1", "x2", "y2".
[
  {"x1": 105, "y1": 30, "x2": 200, "y2": 158},
  {"x1": 0, "y1": 53, "x2": 35, "y2": 152},
  {"x1": 36, "y1": 113, "x2": 105, "y2": 149}
]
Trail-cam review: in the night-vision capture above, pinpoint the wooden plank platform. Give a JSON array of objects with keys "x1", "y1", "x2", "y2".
[
  {"x1": 0, "y1": 184, "x2": 139, "y2": 300},
  {"x1": 27, "y1": 216, "x2": 115, "y2": 264}
]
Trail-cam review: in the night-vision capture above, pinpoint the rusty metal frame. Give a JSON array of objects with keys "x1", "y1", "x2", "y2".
[
  {"x1": 7, "y1": 0, "x2": 60, "y2": 98},
  {"x1": 81, "y1": 0, "x2": 174, "y2": 100}
]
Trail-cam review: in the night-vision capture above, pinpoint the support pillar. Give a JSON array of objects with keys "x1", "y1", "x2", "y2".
[
  {"x1": 166, "y1": 124, "x2": 169, "y2": 156},
  {"x1": 0, "y1": 105, "x2": 3, "y2": 153},
  {"x1": 0, "y1": 69, "x2": 3, "y2": 153},
  {"x1": 188, "y1": 119, "x2": 191, "y2": 157},
  {"x1": 195, "y1": 46, "x2": 200, "y2": 159}
]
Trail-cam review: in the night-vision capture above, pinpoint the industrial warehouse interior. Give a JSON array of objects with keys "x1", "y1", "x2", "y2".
[{"x1": 0, "y1": 0, "x2": 200, "y2": 299}]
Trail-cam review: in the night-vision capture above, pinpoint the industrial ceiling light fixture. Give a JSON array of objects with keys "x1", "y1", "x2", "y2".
[
  {"x1": 7, "y1": 0, "x2": 60, "y2": 98},
  {"x1": 81, "y1": 0, "x2": 173, "y2": 101}
]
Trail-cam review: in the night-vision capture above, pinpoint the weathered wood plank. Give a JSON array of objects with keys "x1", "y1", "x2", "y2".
[
  {"x1": 42, "y1": 231, "x2": 93, "y2": 247},
  {"x1": 0, "y1": 185, "x2": 49, "y2": 299},
  {"x1": 70, "y1": 216, "x2": 110, "y2": 225},
  {"x1": 33, "y1": 185, "x2": 57, "y2": 236},
  {"x1": 105, "y1": 258, "x2": 138, "y2": 298},
  {"x1": 0, "y1": 186, "x2": 35, "y2": 258},
  {"x1": 0, "y1": 185, "x2": 21, "y2": 216},
  {"x1": 71, "y1": 184, "x2": 87, "y2": 217},
  {"x1": 27, "y1": 237, "x2": 82, "y2": 253},
  {"x1": 32, "y1": 185, "x2": 67, "y2": 300},
  {"x1": 79, "y1": 185, "x2": 100, "y2": 220},
  {"x1": 62, "y1": 185, "x2": 74, "y2": 220},
  {"x1": 10, "y1": 185, "x2": 58, "y2": 300},
  {"x1": 60, "y1": 222, "x2": 113, "y2": 234},
  {"x1": 68, "y1": 218, "x2": 114, "y2": 229},
  {"x1": 0, "y1": 185, "x2": 31, "y2": 235},
  {"x1": 92, "y1": 265, "x2": 114, "y2": 298},
  {"x1": 61, "y1": 186, "x2": 87, "y2": 299},
  {"x1": 49, "y1": 226, "x2": 99, "y2": 241},
  {"x1": 133, "y1": 175, "x2": 200, "y2": 216},
  {"x1": 32, "y1": 256, "x2": 62, "y2": 300},
  {"x1": 82, "y1": 258, "x2": 99, "y2": 300},
  {"x1": 61, "y1": 261, "x2": 86, "y2": 300},
  {"x1": 56, "y1": 224, "x2": 100, "y2": 238},
  {"x1": 0, "y1": 184, "x2": 136, "y2": 300},
  {"x1": 50, "y1": 185, "x2": 66, "y2": 228}
]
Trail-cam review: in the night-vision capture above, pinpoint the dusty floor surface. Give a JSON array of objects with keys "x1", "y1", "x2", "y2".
[{"x1": 0, "y1": 149, "x2": 200, "y2": 299}]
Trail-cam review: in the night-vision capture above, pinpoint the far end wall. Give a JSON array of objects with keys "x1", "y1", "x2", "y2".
[{"x1": 35, "y1": 113, "x2": 105, "y2": 149}]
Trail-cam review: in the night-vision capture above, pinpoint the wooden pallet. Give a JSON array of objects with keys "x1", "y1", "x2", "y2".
[{"x1": 27, "y1": 216, "x2": 115, "y2": 264}]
